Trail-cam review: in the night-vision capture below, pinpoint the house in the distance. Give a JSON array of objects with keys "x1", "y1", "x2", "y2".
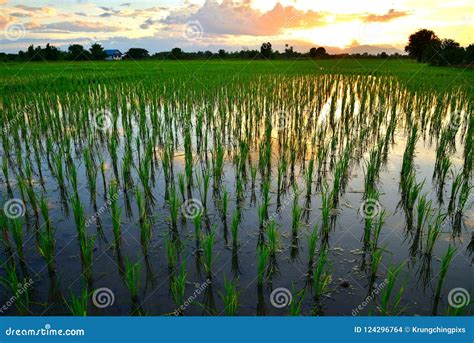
[{"x1": 104, "y1": 49, "x2": 123, "y2": 61}]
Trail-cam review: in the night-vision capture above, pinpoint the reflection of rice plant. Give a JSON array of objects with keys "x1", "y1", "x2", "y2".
[
  {"x1": 109, "y1": 181, "x2": 122, "y2": 244},
  {"x1": 220, "y1": 277, "x2": 239, "y2": 316},
  {"x1": 424, "y1": 214, "x2": 443, "y2": 257},
  {"x1": 80, "y1": 235, "x2": 95, "y2": 282},
  {"x1": 257, "y1": 245, "x2": 269, "y2": 286},
  {"x1": 231, "y1": 211, "x2": 240, "y2": 246},
  {"x1": 38, "y1": 199, "x2": 55, "y2": 274}
]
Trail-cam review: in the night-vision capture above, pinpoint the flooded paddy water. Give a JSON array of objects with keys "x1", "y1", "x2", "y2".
[{"x1": 0, "y1": 69, "x2": 472, "y2": 316}]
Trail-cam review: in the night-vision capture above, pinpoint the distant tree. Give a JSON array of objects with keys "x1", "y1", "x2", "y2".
[
  {"x1": 315, "y1": 47, "x2": 327, "y2": 57},
  {"x1": 218, "y1": 49, "x2": 227, "y2": 58},
  {"x1": 171, "y1": 47, "x2": 182, "y2": 59},
  {"x1": 465, "y1": 44, "x2": 474, "y2": 64},
  {"x1": 89, "y1": 43, "x2": 107, "y2": 60},
  {"x1": 380, "y1": 51, "x2": 388, "y2": 58},
  {"x1": 126, "y1": 48, "x2": 149, "y2": 60},
  {"x1": 309, "y1": 47, "x2": 317, "y2": 58},
  {"x1": 260, "y1": 42, "x2": 273, "y2": 59},
  {"x1": 405, "y1": 29, "x2": 440, "y2": 62},
  {"x1": 68, "y1": 44, "x2": 89, "y2": 60},
  {"x1": 431, "y1": 39, "x2": 465, "y2": 66}
]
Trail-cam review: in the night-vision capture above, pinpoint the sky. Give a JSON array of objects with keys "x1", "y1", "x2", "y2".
[{"x1": 0, "y1": 0, "x2": 472, "y2": 54}]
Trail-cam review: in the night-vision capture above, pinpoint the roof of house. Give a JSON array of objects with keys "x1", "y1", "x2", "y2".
[{"x1": 104, "y1": 49, "x2": 122, "y2": 56}]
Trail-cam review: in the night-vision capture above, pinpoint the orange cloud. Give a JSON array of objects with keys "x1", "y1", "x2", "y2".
[{"x1": 363, "y1": 9, "x2": 410, "y2": 22}]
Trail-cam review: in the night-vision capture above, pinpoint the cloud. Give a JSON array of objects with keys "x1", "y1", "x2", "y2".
[
  {"x1": 160, "y1": 0, "x2": 326, "y2": 36},
  {"x1": 363, "y1": 9, "x2": 410, "y2": 23},
  {"x1": 14, "y1": 5, "x2": 55, "y2": 15},
  {"x1": 25, "y1": 20, "x2": 123, "y2": 33}
]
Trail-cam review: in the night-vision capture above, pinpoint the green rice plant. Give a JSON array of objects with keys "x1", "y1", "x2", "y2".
[
  {"x1": 313, "y1": 246, "x2": 331, "y2": 301},
  {"x1": 165, "y1": 238, "x2": 178, "y2": 271},
  {"x1": 424, "y1": 214, "x2": 444, "y2": 257},
  {"x1": 320, "y1": 185, "x2": 332, "y2": 247},
  {"x1": 401, "y1": 124, "x2": 418, "y2": 180},
  {"x1": 433, "y1": 245, "x2": 456, "y2": 314},
  {"x1": 0, "y1": 263, "x2": 31, "y2": 314},
  {"x1": 201, "y1": 229, "x2": 216, "y2": 278},
  {"x1": 168, "y1": 188, "x2": 179, "y2": 229},
  {"x1": 125, "y1": 258, "x2": 141, "y2": 301},
  {"x1": 71, "y1": 195, "x2": 86, "y2": 241},
  {"x1": 170, "y1": 264, "x2": 187, "y2": 315},
  {"x1": 266, "y1": 220, "x2": 280, "y2": 256},
  {"x1": 416, "y1": 194, "x2": 432, "y2": 234},
  {"x1": 220, "y1": 277, "x2": 239, "y2": 316},
  {"x1": 193, "y1": 210, "x2": 202, "y2": 244},
  {"x1": 369, "y1": 248, "x2": 383, "y2": 292},
  {"x1": 447, "y1": 170, "x2": 462, "y2": 215},
  {"x1": 10, "y1": 217, "x2": 25, "y2": 263},
  {"x1": 257, "y1": 245, "x2": 269, "y2": 286},
  {"x1": 67, "y1": 287, "x2": 88, "y2": 316},
  {"x1": 289, "y1": 287, "x2": 306, "y2": 316},
  {"x1": 371, "y1": 209, "x2": 385, "y2": 250},
  {"x1": 291, "y1": 192, "x2": 302, "y2": 236},
  {"x1": 379, "y1": 261, "x2": 406, "y2": 315}
]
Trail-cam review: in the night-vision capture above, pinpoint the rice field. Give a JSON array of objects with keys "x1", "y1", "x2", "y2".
[{"x1": 0, "y1": 59, "x2": 472, "y2": 316}]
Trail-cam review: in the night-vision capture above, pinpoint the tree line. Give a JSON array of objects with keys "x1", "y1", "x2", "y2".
[
  {"x1": 405, "y1": 29, "x2": 473, "y2": 66},
  {"x1": 1, "y1": 29, "x2": 472, "y2": 66}
]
